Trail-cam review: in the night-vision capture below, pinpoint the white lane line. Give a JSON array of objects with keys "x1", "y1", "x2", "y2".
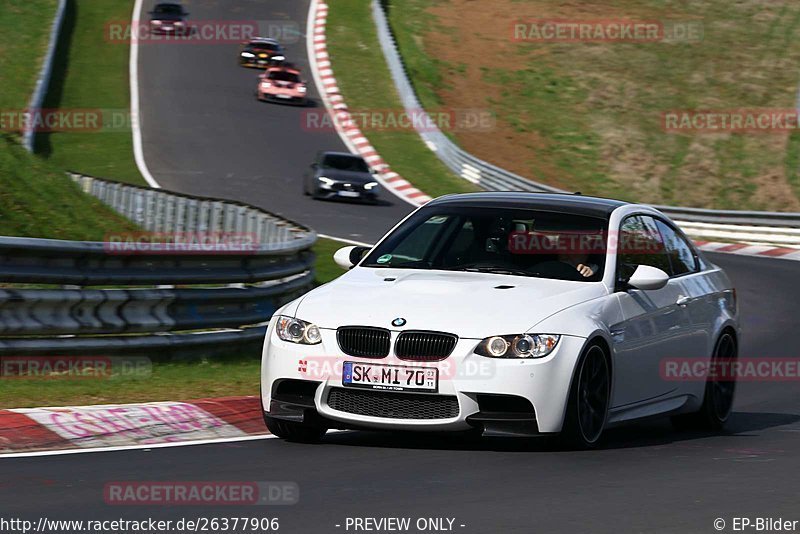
[
  {"x1": 0, "y1": 435, "x2": 275, "y2": 459},
  {"x1": 130, "y1": 0, "x2": 161, "y2": 189}
]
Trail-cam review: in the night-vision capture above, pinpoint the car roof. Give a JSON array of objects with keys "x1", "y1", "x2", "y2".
[
  {"x1": 248, "y1": 37, "x2": 280, "y2": 44},
  {"x1": 427, "y1": 192, "x2": 629, "y2": 218}
]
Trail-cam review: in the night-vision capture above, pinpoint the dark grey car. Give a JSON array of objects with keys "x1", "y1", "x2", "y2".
[
  {"x1": 148, "y1": 3, "x2": 189, "y2": 35},
  {"x1": 303, "y1": 152, "x2": 381, "y2": 202}
]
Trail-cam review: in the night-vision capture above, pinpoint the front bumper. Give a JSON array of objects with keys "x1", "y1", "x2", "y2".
[
  {"x1": 313, "y1": 185, "x2": 378, "y2": 201},
  {"x1": 261, "y1": 328, "x2": 586, "y2": 435},
  {"x1": 150, "y1": 25, "x2": 188, "y2": 35},
  {"x1": 241, "y1": 57, "x2": 275, "y2": 68},
  {"x1": 257, "y1": 90, "x2": 307, "y2": 105}
]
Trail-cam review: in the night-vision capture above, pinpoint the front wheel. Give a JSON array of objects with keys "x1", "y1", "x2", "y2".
[
  {"x1": 560, "y1": 343, "x2": 611, "y2": 449},
  {"x1": 264, "y1": 415, "x2": 326, "y2": 443},
  {"x1": 672, "y1": 331, "x2": 737, "y2": 431}
]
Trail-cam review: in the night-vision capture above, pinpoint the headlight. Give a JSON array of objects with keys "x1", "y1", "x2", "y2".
[
  {"x1": 318, "y1": 176, "x2": 335, "y2": 185},
  {"x1": 261, "y1": 81, "x2": 272, "y2": 88},
  {"x1": 174, "y1": 21, "x2": 184, "y2": 26},
  {"x1": 152, "y1": 20, "x2": 162, "y2": 25},
  {"x1": 298, "y1": 86, "x2": 307, "y2": 93},
  {"x1": 275, "y1": 316, "x2": 322, "y2": 345},
  {"x1": 475, "y1": 334, "x2": 559, "y2": 358},
  {"x1": 272, "y1": 55, "x2": 286, "y2": 61},
  {"x1": 364, "y1": 182, "x2": 379, "y2": 190},
  {"x1": 241, "y1": 52, "x2": 255, "y2": 58}
]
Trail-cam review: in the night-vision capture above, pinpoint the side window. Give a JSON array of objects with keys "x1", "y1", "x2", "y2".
[
  {"x1": 654, "y1": 220, "x2": 697, "y2": 276},
  {"x1": 617, "y1": 215, "x2": 672, "y2": 279}
]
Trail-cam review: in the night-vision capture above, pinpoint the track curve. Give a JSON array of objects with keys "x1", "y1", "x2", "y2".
[{"x1": 135, "y1": 0, "x2": 412, "y2": 242}]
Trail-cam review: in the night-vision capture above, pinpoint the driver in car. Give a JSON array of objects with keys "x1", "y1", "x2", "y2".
[{"x1": 557, "y1": 252, "x2": 597, "y2": 278}]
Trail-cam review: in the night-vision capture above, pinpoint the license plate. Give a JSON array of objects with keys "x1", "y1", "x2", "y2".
[
  {"x1": 276, "y1": 94, "x2": 291, "y2": 99},
  {"x1": 343, "y1": 362, "x2": 438, "y2": 392},
  {"x1": 338, "y1": 191, "x2": 360, "y2": 198}
]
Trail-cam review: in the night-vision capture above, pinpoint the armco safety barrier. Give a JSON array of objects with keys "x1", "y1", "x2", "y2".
[
  {"x1": 23, "y1": 0, "x2": 67, "y2": 152},
  {"x1": 0, "y1": 176, "x2": 317, "y2": 356},
  {"x1": 370, "y1": 0, "x2": 800, "y2": 242}
]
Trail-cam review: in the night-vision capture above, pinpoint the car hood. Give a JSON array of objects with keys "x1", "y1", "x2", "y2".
[
  {"x1": 317, "y1": 169, "x2": 374, "y2": 184},
  {"x1": 294, "y1": 268, "x2": 608, "y2": 338}
]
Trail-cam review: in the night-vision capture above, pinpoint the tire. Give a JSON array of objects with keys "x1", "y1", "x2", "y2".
[
  {"x1": 671, "y1": 331, "x2": 737, "y2": 431},
  {"x1": 263, "y1": 415, "x2": 326, "y2": 443},
  {"x1": 559, "y1": 343, "x2": 611, "y2": 449}
]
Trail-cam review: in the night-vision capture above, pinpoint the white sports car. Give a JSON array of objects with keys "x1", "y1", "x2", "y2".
[{"x1": 261, "y1": 193, "x2": 739, "y2": 448}]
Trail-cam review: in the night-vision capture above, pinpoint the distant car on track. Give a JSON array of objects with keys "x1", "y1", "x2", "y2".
[
  {"x1": 148, "y1": 3, "x2": 189, "y2": 35},
  {"x1": 256, "y1": 65, "x2": 308, "y2": 105},
  {"x1": 239, "y1": 38, "x2": 285, "y2": 68},
  {"x1": 303, "y1": 152, "x2": 380, "y2": 202},
  {"x1": 261, "y1": 192, "x2": 740, "y2": 448}
]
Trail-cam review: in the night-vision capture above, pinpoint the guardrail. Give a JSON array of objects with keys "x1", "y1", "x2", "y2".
[
  {"x1": 371, "y1": 0, "x2": 800, "y2": 238},
  {"x1": 23, "y1": 0, "x2": 67, "y2": 151},
  {"x1": 0, "y1": 176, "x2": 317, "y2": 357}
]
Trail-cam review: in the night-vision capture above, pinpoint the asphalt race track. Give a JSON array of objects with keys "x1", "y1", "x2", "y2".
[
  {"x1": 136, "y1": 0, "x2": 412, "y2": 242},
  {"x1": 2, "y1": 1, "x2": 799, "y2": 532},
  {"x1": 3, "y1": 253, "x2": 800, "y2": 533}
]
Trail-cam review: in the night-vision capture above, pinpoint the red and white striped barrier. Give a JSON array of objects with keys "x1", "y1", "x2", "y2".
[
  {"x1": 308, "y1": 0, "x2": 432, "y2": 207},
  {"x1": 694, "y1": 241, "x2": 800, "y2": 261},
  {"x1": 0, "y1": 396, "x2": 267, "y2": 455}
]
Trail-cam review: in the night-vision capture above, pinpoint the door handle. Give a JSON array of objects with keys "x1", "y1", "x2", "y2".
[{"x1": 676, "y1": 295, "x2": 691, "y2": 307}]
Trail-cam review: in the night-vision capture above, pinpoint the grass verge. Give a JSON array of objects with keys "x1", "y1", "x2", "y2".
[
  {"x1": 381, "y1": 0, "x2": 800, "y2": 211},
  {"x1": 35, "y1": 0, "x2": 144, "y2": 185},
  {"x1": 0, "y1": 135, "x2": 139, "y2": 239},
  {"x1": 325, "y1": 0, "x2": 478, "y2": 198},
  {"x1": 0, "y1": 1, "x2": 138, "y2": 240},
  {"x1": 0, "y1": 0, "x2": 58, "y2": 112},
  {"x1": 0, "y1": 357, "x2": 261, "y2": 409}
]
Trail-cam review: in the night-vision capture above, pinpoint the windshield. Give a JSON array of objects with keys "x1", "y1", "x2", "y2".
[
  {"x1": 249, "y1": 42, "x2": 280, "y2": 52},
  {"x1": 154, "y1": 4, "x2": 183, "y2": 15},
  {"x1": 268, "y1": 71, "x2": 301, "y2": 83},
  {"x1": 361, "y1": 206, "x2": 609, "y2": 281},
  {"x1": 321, "y1": 154, "x2": 370, "y2": 173}
]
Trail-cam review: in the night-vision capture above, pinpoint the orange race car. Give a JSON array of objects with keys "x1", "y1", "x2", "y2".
[{"x1": 256, "y1": 65, "x2": 308, "y2": 105}]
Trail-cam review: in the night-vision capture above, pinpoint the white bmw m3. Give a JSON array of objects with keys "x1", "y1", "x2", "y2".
[{"x1": 261, "y1": 193, "x2": 739, "y2": 448}]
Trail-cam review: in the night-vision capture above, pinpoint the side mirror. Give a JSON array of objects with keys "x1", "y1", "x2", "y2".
[
  {"x1": 627, "y1": 265, "x2": 669, "y2": 291},
  {"x1": 333, "y1": 246, "x2": 370, "y2": 270}
]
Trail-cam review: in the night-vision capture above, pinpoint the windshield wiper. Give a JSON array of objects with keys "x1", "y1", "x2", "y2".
[{"x1": 451, "y1": 266, "x2": 534, "y2": 277}]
